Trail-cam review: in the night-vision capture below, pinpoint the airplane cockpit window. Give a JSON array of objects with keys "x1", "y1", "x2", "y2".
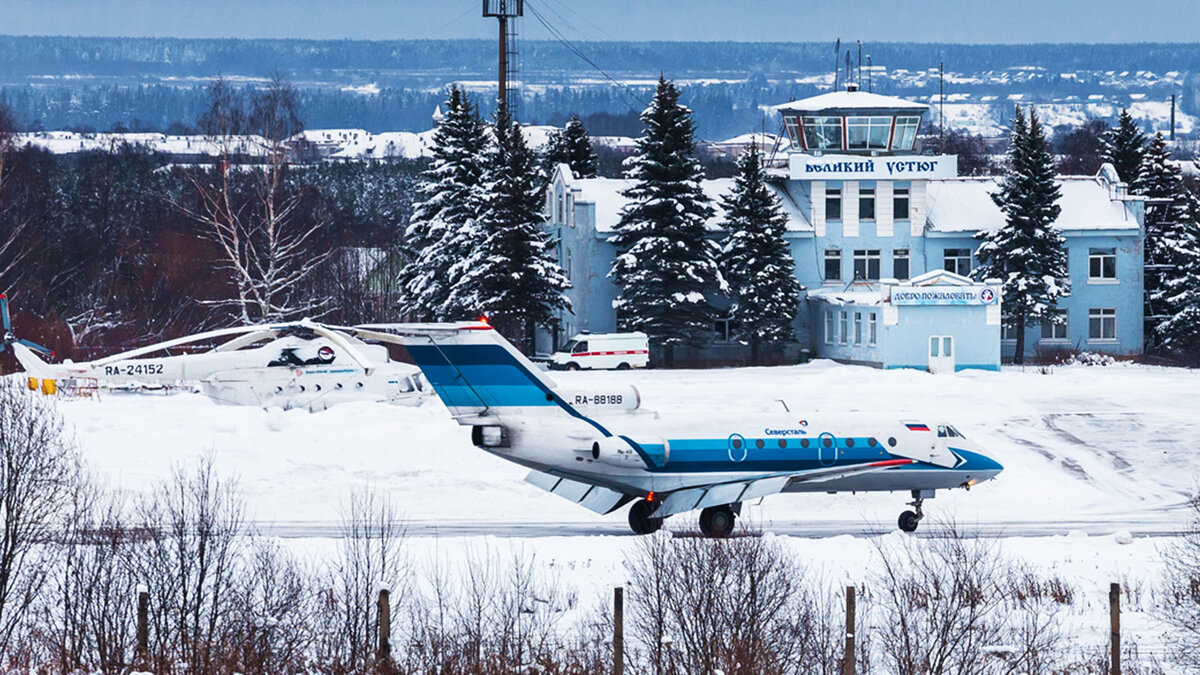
[{"x1": 938, "y1": 425, "x2": 965, "y2": 438}]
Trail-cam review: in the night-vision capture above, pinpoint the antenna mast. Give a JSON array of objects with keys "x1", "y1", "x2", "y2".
[
  {"x1": 833, "y1": 38, "x2": 841, "y2": 90},
  {"x1": 483, "y1": 0, "x2": 523, "y2": 119}
]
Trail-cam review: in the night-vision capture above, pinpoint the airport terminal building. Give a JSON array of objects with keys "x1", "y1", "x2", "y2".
[{"x1": 542, "y1": 89, "x2": 1145, "y2": 370}]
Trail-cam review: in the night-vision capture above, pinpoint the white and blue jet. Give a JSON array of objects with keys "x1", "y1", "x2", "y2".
[{"x1": 352, "y1": 321, "x2": 1004, "y2": 537}]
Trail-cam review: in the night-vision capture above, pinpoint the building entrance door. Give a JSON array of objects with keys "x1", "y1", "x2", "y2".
[{"x1": 928, "y1": 335, "x2": 955, "y2": 373}]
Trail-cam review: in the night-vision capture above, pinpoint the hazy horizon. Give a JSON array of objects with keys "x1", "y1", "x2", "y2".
[{"x1": 7, "y1": 0, "x2": 1198, "y2": 44}]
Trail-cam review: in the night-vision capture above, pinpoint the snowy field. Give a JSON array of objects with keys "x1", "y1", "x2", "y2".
[{"x1": 53, "y1": 360, "x2": 1200, "y2": 665}]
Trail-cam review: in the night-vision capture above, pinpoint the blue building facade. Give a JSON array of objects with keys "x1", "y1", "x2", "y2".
[{"x1": 542, "y1": 88, "x2": 1145, "y2": 369}]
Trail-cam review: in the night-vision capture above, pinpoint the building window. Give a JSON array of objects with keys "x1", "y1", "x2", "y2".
[
  {"x1": 839, "y1": 311, "x2": 849, "y2": 345},
  {"x1": 893, "y1": 187, "x2": 910, "y2": 219},
  {"x1": 825, "y1": 249, "x2": 842, "y2": 282},
  {"x1": 854, "y1": 312, "x2": 863, "y2": 345},
  {"x1": 1089, "y1": 308, "x2": 1117, "y2": 341},
  {"x1": 565, "y1": 250, "x2": 572, "y2": 278},
  {"x1": 846, "y1": 116, "x2": 892, "y2": 150},
  {"x1": 893, "y1": 249, "x2": 910, "y2": 280},
  {"x1": 853, "y1": 249, "x2": 881, "y2": 281},
  {"x1": 1089, "y1": 248, "x2": 1117, "y2": 281},
  {"x1": 802, "y1": 116, "x2": 843, "y2": 150},
  {"x1": 714, "y1": 315, "x2": 740, "y2": 343},
  {"x1": 783, "y1": 115, "x2": 802, "y2": 150},
  {"x1": 826, "y1": 188, "x2": 842, "y2": 221},
  {"x1": 1041, "y1": 309, "x2": 1068, "y2": 341},
  {"x1": 893, "y1": 117, "x2": 921, "y2": 150},
  {"x1": 859, "y1": 188, "x2": 876, "y2": 221},
  {"x1": 825, "y1": 310, "x2": 836, "y2": 344},
  {"x1": 868, "y1": 313, "x2": 877, "y2": 345},
  {"x1": 944, "y1": 248, "x2": 972, "y2": 276}
]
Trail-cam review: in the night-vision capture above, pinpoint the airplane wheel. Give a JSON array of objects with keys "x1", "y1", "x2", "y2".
[
  {"x1": 628, "y1": 499, "x2": 663, "y2": 535},
  {"x1": 898, "y1": 510, "x2": 921, "y2": 533},
  {"x1": 699, "y1": 505, "x2": 736, "y2": 538}
]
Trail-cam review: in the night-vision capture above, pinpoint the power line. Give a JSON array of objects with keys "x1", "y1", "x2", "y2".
[{"x1": 524, "y1": 0, "x2": 648, "y2": 110}]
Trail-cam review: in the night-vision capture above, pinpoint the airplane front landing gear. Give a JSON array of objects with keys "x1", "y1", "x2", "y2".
[
  {"x1": 628, "y1": 499, "x2": 663, "y2": 535},
  {"x1": 898, "y1": 490, "x2": 926, "y2": 533}
]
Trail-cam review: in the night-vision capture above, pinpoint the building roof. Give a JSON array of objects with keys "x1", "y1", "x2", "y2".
[
  {"x1": 773, "y1": 90, "x2": 929, "y2": 115},
  {"x1": 926, "y1": 175, "x2": 1138, "y2": 233},
  {"x1": 556, "y1": 167, "x2": 813, "y2": 233}
]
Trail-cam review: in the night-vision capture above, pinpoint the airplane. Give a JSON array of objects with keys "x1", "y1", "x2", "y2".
[
  {"x1": 348, "y1": 321, "x2": 1005, "y2": 537},
  {"x1": 3, "y1": 295, "x2": 427, "y2": 411}
]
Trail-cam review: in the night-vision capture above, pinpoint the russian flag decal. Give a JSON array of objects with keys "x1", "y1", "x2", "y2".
[{"x1": 905, "y1": 423, "x2": 930, "y2": 432}]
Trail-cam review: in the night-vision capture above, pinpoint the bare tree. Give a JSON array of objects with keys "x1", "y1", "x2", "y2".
[
  {"x1": 870, "y1": 523, "x2": 1013, "y2": 675},
  {"x1": 0, "y1": 379, "x2": 81, "y2": 653},
  {"x1": 314, "y1": 487, "x2": 406, "y2": 673},
  {"x1": 1157, "y1": 495, "x2": 1200, "y2": 671},
  {"x1": 182, "y1": 74, "x2": 332, "y2": 323},
  {"x1": 132, "y1": 455, "x2": 245, "y2": 674},
  {"x1": 0, "y1": 102, "x2": 31, "y2": 293}
]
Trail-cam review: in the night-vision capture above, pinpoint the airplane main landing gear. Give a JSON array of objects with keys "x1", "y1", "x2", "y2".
[
  {"x1": 898, "y1": 490, "x2": 926, "y2": 533},
  {"x1": 628, "y1": 499, "x2": 664, "y2": 535},
  {"x1": 699, "y1": 503, "x2": 742, "y2": 538}
]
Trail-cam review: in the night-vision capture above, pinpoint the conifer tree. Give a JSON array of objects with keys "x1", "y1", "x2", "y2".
[
  {"x1": 399, "y1": 86, "x2": 487, "y2": 319},
  {"x1": 446, "y1": 106, "x2": 570, "y2": 353},
  {"x1": 719, "y1": 140, "x2": 800, "y2": 365},
  {"x1": 1100, "y1": 108, "x2": 1147, "y2": 184},
  {"x1": 974, "y1": 106, "x2": 1068, "y2": 364},
  {"x1": 544, "y1": 114, "x2": 598, "y2": 178},
  {"x1": 608, "y1": 76, "x2": 723, "y2": 367},
  {"x1": 1134, "y1": 132, "x2": 1200, "y2": 351}
]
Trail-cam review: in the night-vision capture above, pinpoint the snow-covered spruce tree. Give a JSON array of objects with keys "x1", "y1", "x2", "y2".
[
  {"x1": 1135, "y1": 133, "x2": 1200, "y2": 354},
  {"x1": 719, "y1": 140, "x2": 801, "y2": 365},
  {"x1": 974, "y1": 106, "x2": 1068, "y2": 365},
  {"x1": 608, "y1": 76, "x2": 723, "y2": 367},
  {"x1": 544, "y1": 114, "x2": 598, "y2": 178},
  {"x1": 1100, "y1": 108, "x2": 1146, "y2": 185},
  {"x1": 399, "y1": 86, "x2": 487, "y2": 320},
  {"x1": 445, "y1": 106, "x2": 570, "y2": 353}
]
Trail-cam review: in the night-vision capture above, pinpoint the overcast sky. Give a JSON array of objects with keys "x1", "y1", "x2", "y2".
[{"x1": 5, "y1": 0, "x2": 1197, "y2": 43}]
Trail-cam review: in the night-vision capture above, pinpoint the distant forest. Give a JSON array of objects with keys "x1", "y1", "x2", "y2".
[{"x1": 2, "y1": 36, "x2": 1199, "y2": 139}]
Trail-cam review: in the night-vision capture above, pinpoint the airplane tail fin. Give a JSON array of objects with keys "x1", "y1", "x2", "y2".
[{"x1": 361, "y1": 322, "x2": 564, "y2": 422}]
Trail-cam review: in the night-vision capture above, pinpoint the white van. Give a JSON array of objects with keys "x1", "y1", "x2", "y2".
[{"x1": 549, "y1": 332, "x2": 649, "y2": 371}]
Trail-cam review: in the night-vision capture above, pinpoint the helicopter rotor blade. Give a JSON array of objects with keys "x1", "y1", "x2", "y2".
[{"x1": 16, "y1": 338, "x2": 53, "y2": 356}]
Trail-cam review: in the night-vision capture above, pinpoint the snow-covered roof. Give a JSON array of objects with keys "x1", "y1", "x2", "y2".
[
  {"x1": 561, "y1": 173, "x2": 812, "y2": 234},
  {"x1": 926, "y1": 176, "x2": 1137, "y2": 233},
  {"x1": 806, "y1": 286, "x2": 883, "y2": 306},
  {"x1": 774, "y1": 90, "x2": 928, "y2": 114}
]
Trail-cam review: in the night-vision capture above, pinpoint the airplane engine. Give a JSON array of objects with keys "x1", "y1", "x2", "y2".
[
  {"x1": 558, "y1": 385, "x2": 640, "y2": 412},
  {"x1": 591, "y1": 435, "x2": 669, "y2": 468}
]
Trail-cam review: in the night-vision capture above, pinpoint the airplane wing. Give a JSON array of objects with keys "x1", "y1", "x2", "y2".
[
  {"x1": 649, "y1": 458, "x2": 915, "y2": 519},
  {"x1": 524, "y1": 470, "x2": 632, "y2": 515}
]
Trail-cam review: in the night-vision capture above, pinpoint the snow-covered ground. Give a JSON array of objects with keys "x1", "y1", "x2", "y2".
[
  {"x1": 60, "y1": 359, "x2": 1199, "y2": 533},
  {"x1": 54, "y1": 360, "x2": 1199, "y2": 664}
]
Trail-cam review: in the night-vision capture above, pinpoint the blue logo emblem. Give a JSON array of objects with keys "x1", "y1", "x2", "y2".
[{"x1": 980, "y1": 288, "x2": 996, "y2": 304}]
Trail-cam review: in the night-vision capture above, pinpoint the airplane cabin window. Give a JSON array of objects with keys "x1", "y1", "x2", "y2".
[
  {"x1": 778, "y1": 439, "x2": 787, "y2": 448},
  {"x1": 801, "y1": 439, "x2": 810, "y2": 448},
  {"x1": 888, "y1": 437, "x2": 897, "y2": 447},
  {"x1": 755, "y1": 439, "x2": 765, "y2": 449}
]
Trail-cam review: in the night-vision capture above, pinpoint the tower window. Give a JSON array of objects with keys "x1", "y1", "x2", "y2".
[
  {"x1": 893, "y1": 249, "x2": 910, "y2": 280},
  {"x1": 853, "y1": 249, "x2": 881, "y2": 281},
  {"x1": 893, "y1": 187, "x2": 910, "y2": 219}
]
